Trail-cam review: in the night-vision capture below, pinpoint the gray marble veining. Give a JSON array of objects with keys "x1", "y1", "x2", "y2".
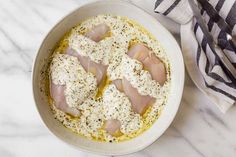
[{"x1": 0, "y1": 0, "x2": 235, "y2": 157}]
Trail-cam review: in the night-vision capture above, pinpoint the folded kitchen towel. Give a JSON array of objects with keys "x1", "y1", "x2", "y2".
[{"x1": 154, "y1": 0, "x2": 236, "y2": 113}]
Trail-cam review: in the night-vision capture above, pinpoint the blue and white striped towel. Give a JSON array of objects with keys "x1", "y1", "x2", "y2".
[{"x1": 154, "y1": 0, "x2": 236, "y2": 112}]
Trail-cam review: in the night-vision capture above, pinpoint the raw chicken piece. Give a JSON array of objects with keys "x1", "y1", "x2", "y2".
[
  {"x1": 122, "y1": 78, "x2": 155, "y2": 114},
  {"x1": 113, "y1": 79, "x2": 123, "y2": 92},
  {"x1": 127, "y1": 43, "x2": 166, "y2": 85},
  {"x1": 142, "y1": 53, "x2": 166, "y2": 86},
  {"x1": 105, "y1": 119, "x2": 121, "y2": 136},
  {"x1": 50, "y1": 81, "x2": 80, "y2": 117},
  {"x1": 85, "y1": 23, "x2": 110, "y2": 42},
  {"x1": 66, "y1": 48, "x2": 107, "y2": 84},
  {"x1": 127, "y1": 43, "x2": 150, "y2": 62}
]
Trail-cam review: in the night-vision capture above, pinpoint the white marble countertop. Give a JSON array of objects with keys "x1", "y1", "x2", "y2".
[{"x1": 0, "y1": 0, "x2": 236, "y2": 157}]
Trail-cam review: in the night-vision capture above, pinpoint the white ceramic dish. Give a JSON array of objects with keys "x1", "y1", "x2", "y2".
[{"x1": 32, "y1": 0, "x2": 184, "y2": 155}]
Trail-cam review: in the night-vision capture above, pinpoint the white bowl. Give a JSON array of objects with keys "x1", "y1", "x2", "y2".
[{"x1": 32, "y1": 0, "x2": 184, "y2": 155}]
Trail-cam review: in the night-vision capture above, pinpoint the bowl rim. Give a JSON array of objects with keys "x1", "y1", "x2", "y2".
[{"x1": 32, "y1": 0, "x2": 185, "y2": 155}]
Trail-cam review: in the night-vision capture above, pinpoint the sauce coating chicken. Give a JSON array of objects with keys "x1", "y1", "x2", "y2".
[
  {"x1": 67, "y1": 23, "x2": 110, "y2": 85},
  {"x1": 127, "y1": 43, "x2": 166, "y2": 85},
  {"x1": 66, "y1": 48, "x2": 107, "y2": 84},
  {"x1": 109, "y1": 44, "x2": 166, "y2": 135},
  {"x1": 114, "y1": 43, "x2": 166, "y2": 115},
  {"x1": 51, "y1": 24, "x2": 110, "y2": 116}
]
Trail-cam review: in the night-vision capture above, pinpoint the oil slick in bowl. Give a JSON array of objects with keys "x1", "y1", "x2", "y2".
[{"x1": 48, "y1": 14, "x2": 171, "y2": 142}]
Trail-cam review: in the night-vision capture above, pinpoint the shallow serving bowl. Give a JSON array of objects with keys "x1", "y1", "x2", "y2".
[{"x1": 32, "y1": 0, "x2": 185, "y2": 155}]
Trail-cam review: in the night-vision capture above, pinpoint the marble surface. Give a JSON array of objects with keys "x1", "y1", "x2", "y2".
[{"x1": 0, "y1": 0, "x2": 236, "y2": 157}]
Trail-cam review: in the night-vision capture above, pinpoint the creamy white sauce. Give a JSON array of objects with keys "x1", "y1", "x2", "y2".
[
  {"x1": 76, "y1": 98, "x2": 104, "y2": 138},
  {"x1": 50, "y1": 54, "x2": 82, "y2": 85},
  {"x1": 68, "y1": 33, "x2": 112, "y2": 65}
]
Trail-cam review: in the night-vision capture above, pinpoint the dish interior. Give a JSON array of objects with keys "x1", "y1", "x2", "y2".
[{"x1": 46, "y1": 14, "x2": 171, "y2": 142}]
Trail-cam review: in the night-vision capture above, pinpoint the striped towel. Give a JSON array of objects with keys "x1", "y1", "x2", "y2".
[{"x1": 154, "y1": 0, "x2": 236, "y2": 113}]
